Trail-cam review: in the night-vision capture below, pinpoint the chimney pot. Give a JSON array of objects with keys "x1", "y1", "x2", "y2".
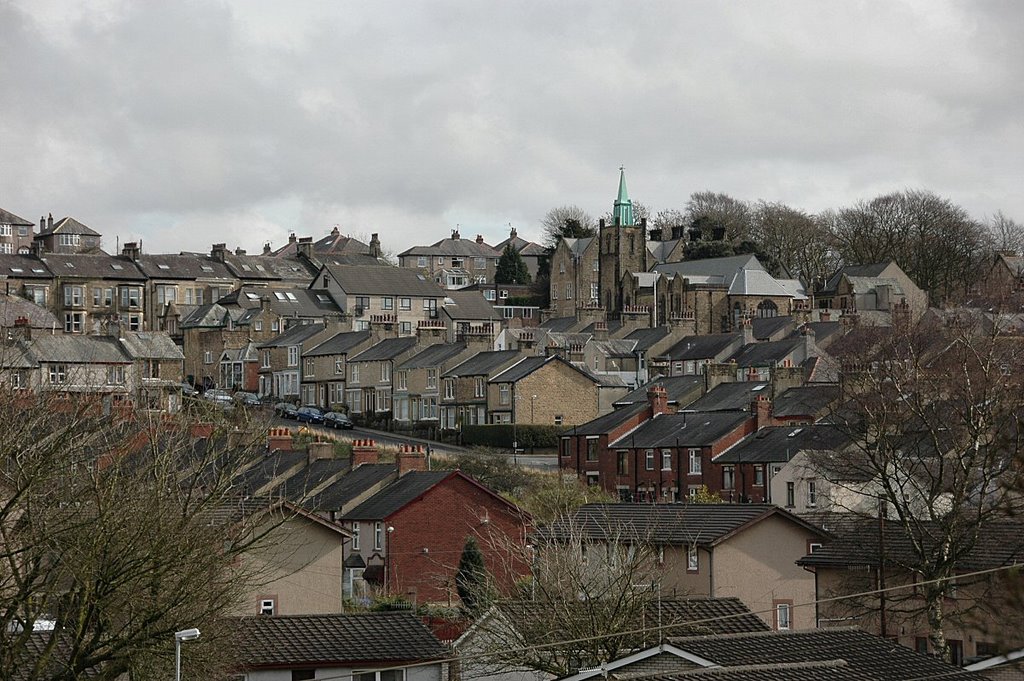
[{"x1": 476, "y1": 234, "x2": 484, "y2": 244}]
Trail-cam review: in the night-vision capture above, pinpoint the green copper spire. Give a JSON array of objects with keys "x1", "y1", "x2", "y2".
[{"x1": 612, "y1": 166, "x2": 635, "y2": 226}]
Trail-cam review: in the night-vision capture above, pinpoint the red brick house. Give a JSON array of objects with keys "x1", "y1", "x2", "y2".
[{"x1": 341, "y1": 460, "x2": 529, "y2": 606}]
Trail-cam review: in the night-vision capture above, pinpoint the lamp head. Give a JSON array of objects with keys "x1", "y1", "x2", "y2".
[{"x1": 175, "y1": 628, "x2": 201, "y2": 642}]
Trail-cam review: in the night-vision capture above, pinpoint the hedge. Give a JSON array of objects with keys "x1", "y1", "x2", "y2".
[{"x1": 460, "y1": 424, "x2": 567, "y2": 449}]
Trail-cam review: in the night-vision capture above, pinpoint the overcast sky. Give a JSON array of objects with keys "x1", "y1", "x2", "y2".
[{"x1": 1, "y1": 1, "x2": 1021, "y2": 256}]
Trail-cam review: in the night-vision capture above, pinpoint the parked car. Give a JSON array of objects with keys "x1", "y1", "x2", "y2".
[
  {"x1": 234, "y1": 392, "x2": 261, "y2": 407},
  {"x1": 275, "y1": 402, "x2": 299, "y2": 419},
  {"x1": 203, "y1": 389, "x2": 233, "y2": 405},
  {"x1": 323, "y1": 412, "x2": 354, "y2": 430},
  {"x1": 180, "y1": 382, "x2": 199, "y2": 397},
  {"x1": 296, "y1": 406, "x2": 325, "y2": 424}
]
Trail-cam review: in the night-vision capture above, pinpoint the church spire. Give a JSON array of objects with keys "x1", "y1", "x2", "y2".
[{"x1": 612, "y1": 166, "x2": 635, "y2": 226}]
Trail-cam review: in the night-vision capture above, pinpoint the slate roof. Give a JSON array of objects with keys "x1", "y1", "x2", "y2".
[
  {"x1": 117, "y1": 331, "x2": 184, "y2": 360},
  {"x1": 444, "y1": 289, "x2": 500, "y2": 320},
  {"x1": 220, "y1": 286, "x2": 341, "y2": 318},
  {"x1": 132, "y1": 253, "x2": 234, "y2": 280},
  {"x1": 326, "y1": 264, "x2": 445, "y2": 297},
  {"x1": 38, "y1": 216, "x2": 100, "y2": 236},
  {"x1": 547, "y1": 503, "x2": 825, "y2": 547},
  {"x1": 751, "y1": 316, "x2": 797, "y2": 341},
  {"x1": 222, "y1": 253, "x2": 315, "y2": 282},
  {"x1": 725, "y1": 338, "x2": 804, "y2": 367},
  {"x1": 305, "y1": 330, "x2": 373, "y2": 358},
  {"x1": 257, "y1": 323, "x2": 326, "y2": 349},
  {"x1": 235, "y1": 612, "x2": 447, "y2": 668},
  {"x1": 653, "y1": 255, "x2": 763, "y2": 280},
  {"x1": 727, "y1": 268, "x2": 794, "y2": 297},
  {"x1": 771, "y1": 385, "x2": 839, "y2": 419},
  {"x1": 443, "y1": 350, "x2": 521, "y2": 377},
  {"x1": 180, "y1": 303, "x2": 229, "y2": 329},
  {"x1": 581, "y1": 320, "x2": 623, "y2": 335},
  {"x1": 23, "y1": 334, "x2": 129, "y2": 364},
  {"x1": 343, "y1": 470, "x2": 453, "y2": 519},
  {"x1": 819, "y1": 262, "x2": 893, "y2": 296},
  {"x1": 610, "y1": 412, "x2": 749, "y2": 449},
  {"x1": 0, "y1": 293, "x2": 59, "y2": 328},
  {"x1": 657, "y1": 628, "x2": 986, "y2": 680},
  {"x1": 490, "y1": 355, "x2": 553, "y2": 383},
  {"x1": 540, "y1": 316, "x2": 578, "y2": 332},
  {"x1": 234, "y1": 451, "x2": 309, "y2": 495},
  {"x1": 654, "y1": 597, "x2": 770, "y2": 635},
  {"x1": 348, "y1": 336, "x2": 419, "y2": 363},
  {"x1": 625, "y1": 326, "x2": 670, "y2": 352},
  {"x1": 278, "y1": 458, "x2": 352, "y2": 501},
  {"x1": 305, "y1": 463, "x2": 398, "y2": 512},
  {"x1": 613, "y1": 376, "x2": 705, "y2": 408},
  {"x1": 713, "y1": 425, "x2": 849, "y2": 464},
  {"x1": 662, "y1": 334, "x2": 741, "y2": 361},
  {"x1": 399, "y1": 236, "x2": 500, "y2": 258},
  {"x1": 648, "y1": 238, "x2": 683, "y2": 263},
  {"x1": 0, "y1": 207, "x2": 33, "y2": 226},
  {"x1": 39, "y1": 254, "x2": 145, "y2": 280},
  {"x1": 272, "y1": 230, "x2": 372, "y2": 258},
  {"x1": 398, "y1": 342, "x2": 468, "y2": 370},
  {"x1": 221, "y1": 341, "x2": 259, "y2": 363},
  {"x1": 571, "y1": 400, "x2": 648, "y2": 436},
  {"x1": 797, "y1": 514, "x2": 1024, "y2": 571},
  {"x1": 684, "y1": 383, "x2": 770, "y2": 412},
  {"x1": 799, "y1": 321, "x2": 842, "y2": 346},
  {"x1": 0, "y1": 254, "x2": 51, "y2": 279}
]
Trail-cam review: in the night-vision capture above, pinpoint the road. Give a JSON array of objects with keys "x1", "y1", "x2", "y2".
[{"x1": 271, "y1": 416, "x2": 558, "y2": 471}]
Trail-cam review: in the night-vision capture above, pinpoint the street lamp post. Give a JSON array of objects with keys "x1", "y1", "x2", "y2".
[
  {"x1": 174, "y1": 628, "x2": 201, "y2": 681},
  {"x1": 530, "y1": 394, "x2": 537, "y2": 453}
]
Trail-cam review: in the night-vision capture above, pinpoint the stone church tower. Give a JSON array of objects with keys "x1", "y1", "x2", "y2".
[{"x1": 598, "y1": 168, "x2": 648, "y2": 315}]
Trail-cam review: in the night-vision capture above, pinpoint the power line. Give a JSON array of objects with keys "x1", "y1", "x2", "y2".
[{"x1": 296, "y1": 561, "x2": 1022, "y2": 681}]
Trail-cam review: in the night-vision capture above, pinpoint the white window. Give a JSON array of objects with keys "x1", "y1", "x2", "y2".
[
  {"x1": 807, "y1": 480, "x2": 818, "y2": 507},
  {"x1": 445, "y1": 379, "x2": 456, "y2": 400},
  {"x1": 723, "y1": 465, "x2": 735, "y2": 490},
  {"x1": 304, "y1": 357, "x2": 315, "y2": 377},
  {"x1": 688, "y1": 545, "x2": 699, "y2": 571},
  {"x1": 59, "y1": 233, "x2": 81, "y2": 247},
  {"x1": 417, "y1": 256, "x2": 427, "y2": 267},
  {"x1": 63, "y1": 285, "x2": 84, "y2": 307},
  {"x1": 500, "y1": 290, "x2": 509, "y2": 299},
  {"x1": 452, "y1": 257, "x2": 464, "y2": 268},
  {"x1": 254, "y1": 320, "x2": 263, "y2": 331},
  {"x1": 688, "y1": 449, "x2": 702, "y2": 474},
  {"x1": 0, "y1": 243, "x2": 12, "y2": 254},
  {"x1": 351, "y1": 365, "x2": 360, "y2": 384},
  {"x1": 335, "y1": 358, "x2": 344, "y2": 375},
  {"x1": 63, "y1": 312, "x2": 83, "y2": 333},
  {"x1": 156, "y1": 285, "x2": 177, "y2": 305},
  {"x1": 776, "y1": 603, "x2": 791, "y2": 630},
  {"x1": 645, "y1": 450, "x2": 654, "y2": 470},
  {"x1": 272, "y1": 320, "x2": 280, "y2": 332},
  {"x1": 259, "y1": 599, "x2": 275, "y2": 616},
  {"x1": 474, "y1": 377, "x2": 485, "y2": 398},
  {"x1": 397, "y1": 371, "x2": 408, "y2": 391},
  {"x1": 351, "y1": 523, "x2": 360, "y2": 550},
  {"x1": 498, "y1": 384, "x2": 510, "y2": 405},
  {"x1": 348, "y1": 389, "x2": 363, "y2": 413},
  {"x1": 425, "y1": 368, "x2": 436, "y2": 389},
  {"x1": 287, "y1": 346, "x2": 299, "y2": 367},
  {"x1": 204, "y1": 351, "x2": 213, "y2": 364},
  {"x1": 380, "y1": 363, "x2": 391, "y2": 382},
  {"x1": 374, "y1": 522, "x2": 383, "y2": 550},
  {"x1": 0, "y1": 224, "x2": 10, "y2": 236},
  {"x1": 437, "y1": 257, "x2": 444, "y2": 265},
  {"x1": 484, "y1": 289, "x2": 496, "y2": 301},
  {"x1": 261, "y1": 350, "x2": 271, "y2": 368},
  {"x1": 382, "y1": 296, "x2": 394, "y2": 310},
  {"x1": 566, "y1": 283, "x2": 573, "y2": 299},
  {"x1": 591, "y1": 283, "x2": 599, "y2": 300},
  {"x1": 400, "y1": 321, "x2": 411, "y2": 335},
  {"x1": 474, "y1": 257, "x2": 486, "y2": 270},
  {"x1": 107, "y1": 365, "x2": 125, "y2": 384},
  {"x1": 48, "y1": 364, "x2": 68, "y2": 383},
  {"x1": 554, "y1": 415, "x2": 563, "y2": 425},
  {"x1": 400, "y1": 297, "x2": 411, "y2": 310},
  {"x1": 662, "y1": 449, "x2": 672, "y2": 471}
]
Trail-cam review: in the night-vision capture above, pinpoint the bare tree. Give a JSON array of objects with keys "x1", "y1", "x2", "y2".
[
  {"x1": 986, "y1": 210, "x2": 1024, "y2": 256},
  {"x1": 540, "y1": 206, "x2": 596, "y2": 249},
  {"x1": 0, "y1": 390, "x2": 284, "y2": 680},
  {"x1": 749, "y1": 201, "x2": 840, "y2": 285},
  {"x1": 811, "y1": 311, "x2": 1024, "y2": 660},
  {"x1": 685, "y1": 191, "x2": 752, "y2": 242}
]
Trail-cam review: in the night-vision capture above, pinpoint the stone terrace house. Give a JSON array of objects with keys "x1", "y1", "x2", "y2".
[
  {"x1": 233, "y1": 612, "x2": 448, "y2": 681},
  {"x1": 212, "y1": 242, "x2": 318, "y2": 289},
  {"x1": 393, "y1": 341, "x2": 475, "y2": 429},
  {"x1": 301, "y1": 329, "x2": 373, "y2": 410},
  {"x1": 0, "y1": 255, "x2": 55, "y2": 310},
  {"x1": 345, "y1": 336, "x2": 421, "y2": 420},
  {"x1": 319, "y1": 263, "x2": 447, "y2": 336},
  {"x1": 341, "y1": 466, "x2": 528, "y2": 605},
  {"x1": 33, "y1": 215, "x2": 102, "y2": 254},
  {"x1": 269, "y1": 226, "x2": 382, "y2": 263},
  {"x1": 118, "y1": 242, "x2": 236, "y2": 336},
  {"x1": 39, "y1": 253, "x2": 147, "y2": 334},
  {"x1": 440, "y1": 349, "x2": 523, "y2": 430},
  {"x1": 487, "y1": 355, "x2": 605, "y2": 426},
  {"x1": 548, "y1": 235, "x2": 598, "y2": 319},
  {"x1": 798, "y1": 515, "x2": 1024, "y2": 667},
  {"x1": 661, "y1": 332, "x2": 744, "y2": 377},
  {"x1": 546, "y1": 503, "x2": 828, "y2": 631},
  {"x1": 258, "y1": 322, "x2": 339, "y2": 400},
  {"x1": 816, "y1": 260, "x2": 927, "y2": 321},
  {"x1": 0, "y1": 206, "x2": 35, "y2": 254},
  {"x1": 117, "y1": 330, "x2": 185, "y2": 412},
  {"x1": 398, "y1": 228, "x2": 501, "y2": 290},
  {"x1": 219, "y1": 342, "x2": 260, "y2": 392}
]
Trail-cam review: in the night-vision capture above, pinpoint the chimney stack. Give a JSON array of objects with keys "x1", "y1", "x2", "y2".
[
  {"x1": 307, "y1": 441, "x2": 335, "y2": 463},
  {"x1": 451, "y1": 228, "x2": 461, "y2": 240},
  {"x1": 39, "y1": 216, "x2": 45, "y2": 232},
  {"x1": 352, "y1": 439, "x2": 379, "y2": 466},
  {"x1": 263, "y1": 243, "x2": 272, "y2": 255},
  {"x1": 397, "y1": 444, "x2": 427, "y2": 475},
  {"x1": 475, "y1": 234, "x2": 484, "y2": 244},
  {"x1": 369, "y1": 233, "x2": 381, "y2": 259},
  {"x1": 211, "y1": 243, "x2": 227, "y2": 263},
  {"x1": 235, "y1": 247, "x2": 246, "y2": 256},
  {"x1": 288, "y1": 233, "x2": 297, "y2": 244},
  {"x1": 751, "y1": 394, "x2": 773, "y2": 429},
  {"x1": 296, "y1": 237, "x2": 313, "y2": 260},
  {"x1": 47, "y1": 214, "x2": 53, "y2": 231},
  {"x1": 741, "y1": 317, "x2": 754, "y2": 345},
  {"x1": 648, "y1": 384, "x2": 669, "y2": 416},
  {"x1": 121, "y1": 242, "x2": 140, "y2": 261}
]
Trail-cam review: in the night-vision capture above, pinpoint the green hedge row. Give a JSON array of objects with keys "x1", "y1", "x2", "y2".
[{"x1": 460, "y1": 424, "x2": 567, "y2": 448}]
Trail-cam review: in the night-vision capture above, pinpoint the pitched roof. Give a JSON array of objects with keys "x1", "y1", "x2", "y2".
[
  {"x1": 540, "y1": 316, "x2": 578, "y2": 332},
  {"x1": 23, "y1": 334, "x2": 129, "y2": 364},
  {"x1": 348, "y1": 336, "x2": 419, "y2": 362},
  {"x1": 727, "y1": 268, "x2": 794, "y2": 297},
  {"x1": 234, "y1": 612, "x2": 447, "y2": 668},
  {"x1": 343, "y1": 470, "x2": 453, "y2": 519},
  {"x1": 304, "y1": 463, "x2": 398, "y2": 512},
  {"x1": 658, "y1": 628, "x2": 985, "y2": 680},
  {"x1": 572, "y1": 400, "x2": 649, "y2": 436},
  {"x1": 326, "y1": 264, "x2": 445, "y2": 297},
  {"x1": 0, "y1": 207, "x2": 33, "y2": 226},
  {"x1": 221, "y1": 252, "x2": 316, "y2": 282},
  {"x1": 771, "y1": 385, "x2": 839, "y2": 419},
  {"x1": 38, "y1": 216, "x2": 100, "y2": 236},
  {"x1": 398, "y1": 342, "x2": 468, "y2": 370},
  {"x1": 257, "y1": 323, "x2": 326, "y2": 349},
  {"x1": 444, "y1": 289, "x2": 500, "y2": 320},
  {"x1": 751, "y1": 316, "x2": 797, "y2": 341},
  {"x1": 305, "y1": 330, "x2": 373, "y2": 357},
  {"x1": 399, "y1": 236, "x2": 500, "y2": 258},
  {"x1": 132, "y1": 253, "x2": 234, "y2": 279},
  {"x1": 653, "y1": 255, "x2": 763, "y2": 280},
  {"x1": 820, "y1": 262, "x2": 894, "y2": 295},
  {"x1": 725, "y1": 338, "x2": 804, "y2": 367},
  {"x1": 117, "y1": 331, "x2": 184, "y2": 360},
  {"x1": 613, "y1": 376, "x2": 705, "y2": 408},
  {"x1": 220, "y1": 286, "x2": 342, "y2": 318},
  {"x1": 0, "y1": 293, "x2": 59, "y2": 328},
  {"x1": 490, "y1": 355, "x2": 551, "y2": 383},
  {"x1": 39, "y1": 254, "x2": 145, "y2": 280},
  {"x1": 547, "y1": 503, "x2": 825, "y2": 547},
  {"x1": 625, "y1": 326, "x2": 671, "y2": 352},
  {"x1": 610, "y1": 412, "x2": 750, "y2": 449},
  {"x1": 713, "y1": 425, "x2": 850, "y2": 464},
  {"x1": 180, "y1": 303, "x2": 228, "y2": 329},
  {"x1": 444, "y1": 350, "x2": 522, "y2": 377},
  {"x1": 684, "y1": 383, "x2": 770, "y2": 412},
  {"x1": 0, "y1": 254, "x2": 51, "y2": 279},
  {"x1": 662, "y1": 334, "x2": 741, "y2": 361}
]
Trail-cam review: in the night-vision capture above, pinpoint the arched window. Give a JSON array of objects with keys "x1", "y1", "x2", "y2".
[{"x1": 757, "y1": 299, "x2": 779, "y2": 318}]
